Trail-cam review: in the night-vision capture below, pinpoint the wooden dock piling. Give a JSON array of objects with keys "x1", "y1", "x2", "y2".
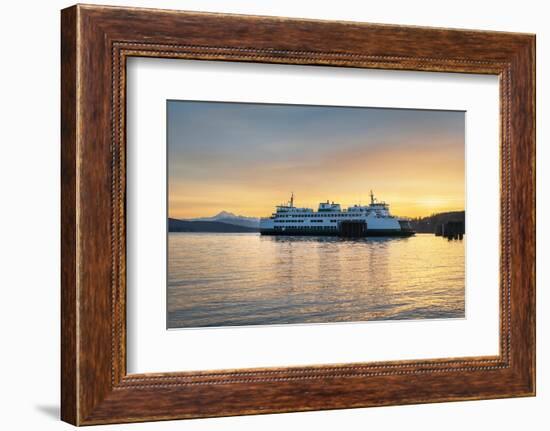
[{"x1": 436, "y1": 221, "x2": 465, "y2": 240}]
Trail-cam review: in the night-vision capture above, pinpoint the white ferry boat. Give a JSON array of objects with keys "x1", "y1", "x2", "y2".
[{"x1": 259, "y1": 192, "x2": 414, "y2": 237}]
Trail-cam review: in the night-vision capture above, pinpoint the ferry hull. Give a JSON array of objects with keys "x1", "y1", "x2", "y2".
[{"x1": 260, "y1": 228, "x2": 415, "y2": 237}]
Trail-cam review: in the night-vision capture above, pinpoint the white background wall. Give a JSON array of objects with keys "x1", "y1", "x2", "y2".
[{"x1": 0, "y1": 0, "x2": 546, "y2": 429}]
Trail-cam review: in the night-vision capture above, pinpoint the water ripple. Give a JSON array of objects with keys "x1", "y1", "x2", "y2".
[{"x1": 168, "y1": 233, "x2": 465, "y2": 328}]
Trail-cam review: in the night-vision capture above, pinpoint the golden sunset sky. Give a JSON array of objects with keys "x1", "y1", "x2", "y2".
[{"x1": 168, "y1": 101, "x2": 465, "y2": 219}]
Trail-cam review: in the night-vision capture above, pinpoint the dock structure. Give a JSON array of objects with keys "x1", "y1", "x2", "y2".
[
  {"x1": 435, "y1": 221, "x2": 464, "y2": 240},
  {"x1": 338, "y1": 220, "x2": 367, "y2": 237}
]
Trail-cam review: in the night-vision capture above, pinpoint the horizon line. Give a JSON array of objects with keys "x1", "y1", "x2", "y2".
[{"x1": 169, "y1": 208, "x2": 466, "y2": 220}]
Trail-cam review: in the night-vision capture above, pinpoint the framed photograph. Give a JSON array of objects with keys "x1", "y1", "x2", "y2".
[{"x1": 61, "y1": 4, "x2": 535, "y2": 425}]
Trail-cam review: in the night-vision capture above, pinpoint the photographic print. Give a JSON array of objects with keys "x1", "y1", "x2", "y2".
[{"x1": 167, "y1": 101, "x2": 465, "y2": 329}]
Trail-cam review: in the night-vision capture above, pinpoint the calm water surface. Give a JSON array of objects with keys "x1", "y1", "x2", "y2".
[{"x1": 167, "y1": 233, "x2": 464, "y2": 328}]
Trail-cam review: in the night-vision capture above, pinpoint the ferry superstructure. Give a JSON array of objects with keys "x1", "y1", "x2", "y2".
[{"x1": 259, "y1": 192, "x2": 414, "y2": 237}]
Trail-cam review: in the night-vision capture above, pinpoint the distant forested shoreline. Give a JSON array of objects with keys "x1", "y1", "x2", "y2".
[
  {"x1": 409, "y1": 211, "x2": 465, "y2": 233},
  {"x1": 168, "y1": 210, "x2": 465, "y2": 234},
  {"x1": 168, "y1": 218, "x2": 259, "y2": 233}
]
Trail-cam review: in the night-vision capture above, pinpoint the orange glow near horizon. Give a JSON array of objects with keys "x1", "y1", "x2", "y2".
[{"x1": 168, "y1": 102, "x2": 465, "y2": 219}]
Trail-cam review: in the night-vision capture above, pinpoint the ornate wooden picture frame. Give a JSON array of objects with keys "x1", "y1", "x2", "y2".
[{"x1": 61, "y1": 4, "x2": 535, "y2": 425}]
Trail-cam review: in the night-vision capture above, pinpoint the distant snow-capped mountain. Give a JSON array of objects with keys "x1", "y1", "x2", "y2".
[{"x1": 186, "y1": 211, "x2": 260, "y2": 229}]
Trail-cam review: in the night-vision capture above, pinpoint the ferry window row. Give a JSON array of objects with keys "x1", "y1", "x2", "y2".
[
  {"x1": 273, "y1": 226, "x2": 338, "y2": 230},
  {"x1": 278, "y1": 213, "x2": 371, "y2": 218},
  {"x1": 275, "y1": 218, "x2": 372, "y2": 223},
  {"x1": 275, "y1": 221, "x2": 347, "y2": 225}
]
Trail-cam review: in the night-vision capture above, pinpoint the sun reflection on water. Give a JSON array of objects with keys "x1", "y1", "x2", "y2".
[{"x1": 167, "y1": 233, "x2": 465, "y2": 328}]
